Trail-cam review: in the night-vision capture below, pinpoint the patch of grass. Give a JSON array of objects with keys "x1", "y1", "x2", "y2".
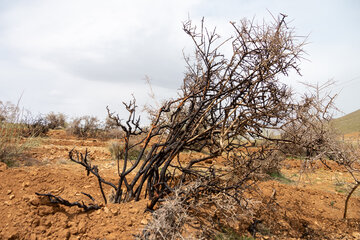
[
  {"x1": 108, "y1": 141, "x2": 124, "y2": 160},
  {"x1": 215, "y1": 226, "x2": 254, "y2": 240},
  {"x1": 269, "y1": 172, "x2": 294, "y2": 184},
  {"x1": 108, "y1": 141, "x2": 147, "y2": 161},
  {"x1": 334, "y1": 179, "x2": 348, "y2": 194},
  {"x1": 0, "y1": 122, "x2": 38, "y2": 167}
]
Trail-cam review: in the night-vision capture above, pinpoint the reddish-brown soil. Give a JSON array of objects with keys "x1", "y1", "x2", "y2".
[{"x1": 1, "y1": 130, "x2": 360, "y2": 239}]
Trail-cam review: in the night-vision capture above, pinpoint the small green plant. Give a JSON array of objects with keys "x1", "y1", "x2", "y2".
[
  {"x1": 215, "y1": 226, "x2": 254, "y2": 240},
  {"x1": 335, "y1": 185, "x2": 347, "y2": 194},
  {"x1": 108, "y1": 141, "x2": 124, "y2": 160},
  {"x1": 269, "y1": 172, "x2": 294, "y2": 184},
  {"x1": 334, "y1": 179, "x2": 348, "y2": 194}
]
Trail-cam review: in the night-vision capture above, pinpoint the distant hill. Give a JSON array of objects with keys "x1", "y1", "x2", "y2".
[{"x1": 332, "y1": 109, "x2": 360, "y2": 134}]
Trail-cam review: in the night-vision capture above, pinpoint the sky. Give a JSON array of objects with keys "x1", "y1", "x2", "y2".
[{"x1": 0, "y1": 0, "x2": 359, "y2": 122}]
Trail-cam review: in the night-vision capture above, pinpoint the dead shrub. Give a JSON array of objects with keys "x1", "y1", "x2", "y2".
[
  {"x1": 0, "y1": 101, "x2": 34, "y2": 166},
  {"x1": 38, "y1": 14, "x2": 308, "y2": 238},
  {"x1": 46, "y1": 112, "x2": 67, "y2": 129},
  {"x1": 21, "y1": 114, "x2": 50, "y2": 137},
  {"x1": 67, "y1": 116, "x2": 102, "y2": 138}
]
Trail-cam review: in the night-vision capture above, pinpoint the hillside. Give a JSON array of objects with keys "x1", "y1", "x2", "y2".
[{"x1": 333, "y1": 109, "x2": 360, "y2": 134}]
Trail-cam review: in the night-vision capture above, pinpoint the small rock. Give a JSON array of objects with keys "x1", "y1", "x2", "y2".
[
  {"x1": 78, "y1": 220, "x2": 86, "y2": 233},
  {"x1": 7, "y1": 190, "x2": 12, "y2": 195},
  {"x1": 103, "y1": 207, "x2": 110, "y2": 214},
  {"x1": 30, "y1": 233, "x2": 37, "y2": 240},
  {"x1": 58, "y1": 230, "x2": 70, "y2": 240},
  {"x1": 110, "y1": 208, "x2": 119, "y2": 215},
  {"x1": 32, "y1": 218, "x2": 40, "y2": 227},
  {"x1": 352, "y1": 232, "x2": 360, "y2": 238},
  {"x1": 0, "y1": 162, "x2": 7, "y2": 172},
  {"x1": 22, "y1": 182, "x2": 30, "y2": 188},
  {"x1": 29, "y1": 196, "x2": 41, "y2": 206},
  {"x1": 9, "y1": 194, "x2": 15, "y2": 200},
  {"x1": 140, "y1": 219, "x2": 148, "y2": 225},
  {"x1": 23, "y1": 195, "x2": 31, "y2": 202},
  {"x1": 4, "y1": 201, "x2": 11, "y2": 206},
  {"x1": 129, "y1": 208, "x2": 137, "y2": 214}
]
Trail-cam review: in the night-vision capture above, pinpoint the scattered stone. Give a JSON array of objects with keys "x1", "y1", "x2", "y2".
[
  {"x1": 352, "y1": 232, "x2": 360, "y2": 239},
  {"x1": 129, "y1": 208, "x2": 137, "y2": 214},
  {"x1": 22, "y1": 182, "x2": 30, "y2": 188},
  {"x1": 30, "y1": 233, "x2": 37, "y2": 240},
  {"x1": 110, "y1": 208, "x2": 119, "y2": 215},
  {"x1": 103, "y1": 207, "x2": 110, "y2": 214},
  {"x1": 22, "y1": 195, "x2": 31, "y2": 202},
  {"x1": 58, "y1": 230, "x2": 70, "y2": 240},
  {"x1": 31, "y1": 218, "x2": 40, "y2": 227},
  {"x1": 127, "y1": 220, "x2": 133, "y2": 227},
  {"x1": 0, "y1": 162, "x2": 7, "y2": 172},
  {"x1": 140, "y1": 219, "x2": 148, "y2": 225},
  {"x1": 7, "y1": 190, "x2": 12, "y2": 195},
  {"x1": 29, "y1": 196, "x2": 42, "y2": 206},
  {"x1": 4, "y1": 201, "x2": 11, "y2": 206},
  {"x1": 78, "y1": 220, "x2": 86, "y2": 233},
  {"x1": 9, "y1": 194, "x2": 15, "y2": 200}
]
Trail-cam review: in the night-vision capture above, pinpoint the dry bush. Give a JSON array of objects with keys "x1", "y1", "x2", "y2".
[
  {"x1": 67, "y1": 116, "x2": 102, "y2": 138},
  {"x1": 46, "y1": 112, "x2": 67, "y2": 129},
  {"x1": 279, "y1": 80, "x2": 360, "y2": 219},
  {"x1": 20, "y1": 113, "x2": 50, "y2": 137},
  {"x1": 108, "y1": 141, "x2": 124, "y2": 160},
  {"x1": 39, "y1": 14, "x2": 306, "y2": 238},
  {"x1": 0, "y1": 100, "x2": 19, "y2": 123},
  {"x1": 0, "y1": 101, "x2": 34, "y2": 166},
  {"x1": 101, "y1": 116, "x2": 124, "y2": 139}
]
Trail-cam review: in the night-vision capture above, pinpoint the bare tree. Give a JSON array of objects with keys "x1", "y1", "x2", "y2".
[
  {"x1": 38, "y1": 14, "x2": 306, "y2": 237},
  {"x1": 279, "y1": 80, "x2": 360, "y2": 219}
]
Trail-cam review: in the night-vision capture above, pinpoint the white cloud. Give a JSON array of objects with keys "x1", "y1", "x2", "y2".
[{"x1": 0, "y1": 0, "x2": 359, "y2": 121}]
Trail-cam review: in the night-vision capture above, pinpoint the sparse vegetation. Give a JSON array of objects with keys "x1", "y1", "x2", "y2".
[
  {"x1": 7, "y1": 13, "x2": 357, "y2": 240},
  {"x1": 108, "y1": 141, "x2": 124, "y2": 160},
  {"x1": 46, "y1": 112, "x2": 67, "y2": 129},
  {"x1": 67, "y1": 115, "x2": 102, "y2": 138},
  {"x1": 0, "y1": 101, "x2": 35, "y2": 166},
  {"x1": 44, "y1": 14, "x2": 310, "y2": 239}
]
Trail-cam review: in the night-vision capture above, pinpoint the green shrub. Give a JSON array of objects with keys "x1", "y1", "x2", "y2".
[{"x1": 108, "y1": 141, "x2": 124, "y2": 160}]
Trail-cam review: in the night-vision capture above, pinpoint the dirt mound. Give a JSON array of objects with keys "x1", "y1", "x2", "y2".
[{"x1": 0, "y1": 165, "x2": 150, "y2": 239}]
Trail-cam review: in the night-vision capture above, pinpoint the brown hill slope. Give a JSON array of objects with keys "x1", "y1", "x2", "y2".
[{"x1": 333, "y1": 109, "x2": 360, "y2": 134}]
